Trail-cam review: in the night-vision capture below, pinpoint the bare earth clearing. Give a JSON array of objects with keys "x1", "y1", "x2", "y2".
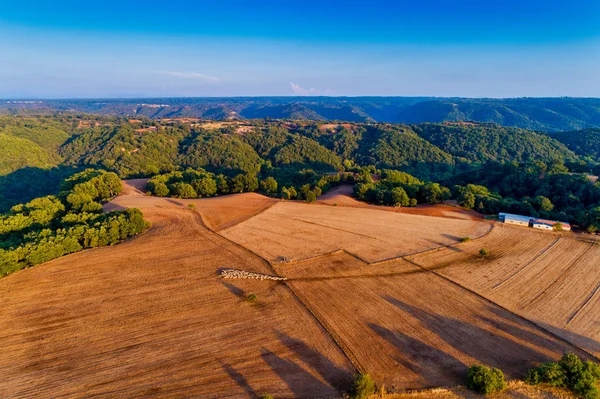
[{"x1": 0, "y1": 180, "x2": 598, "y2": 398}]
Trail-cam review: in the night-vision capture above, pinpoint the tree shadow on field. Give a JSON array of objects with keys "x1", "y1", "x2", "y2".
[
  {"x1": 165, "y1": 198, "x2": 184, "y2": 207},
  {"x1": 368, "y1": 323, "x2": 466, "y2": 387},
  {"x1": 477, "y1": 307, "x2": 585, "y2": 358},
  {"x1": 424, "y1": 238, "x2": 462, "y2": 253},
  {"x1": 441, "y1": 233, "x2": 461, "y2": 242},
  {"x1": 485, "y1": 306, "x2": 600, "y2": 359},
  {"x1": 220, "y1": 280, "x2": 245, "y2": 298},
  {"x1": 261, "y1": 347, "x2": 336, "y2": 398},
  {"x1": 383, "y1": 296, "x2": 558, "y2": 378},
  {"x1": 274, "y1": 330, "x2": 353, "y2": 391},
  {"x1": 221, "y1": 362, "x2": 259, "y2": 398}
]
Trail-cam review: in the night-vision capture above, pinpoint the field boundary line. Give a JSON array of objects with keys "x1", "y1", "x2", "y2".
[
  {"x1": 492, "y1": 237, "x2": 562, "y2": 290},
  {"x1": 402, "y1": 223, "x2": 495, "y2": 262},
  {"x1": 190, "y1": 209, "x2": 362, "y2": 376},
  {"x1": 521, "y1": 240, "x2": 596, "y2": 310},
  {"x1": 566, "y1": 282, "x2": 600, "y2": 326},
  {"x1": 283, "y1": 280, "x2": 364, "y2": 374}
]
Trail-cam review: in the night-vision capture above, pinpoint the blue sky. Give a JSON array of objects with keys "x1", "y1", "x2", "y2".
[{"x1": 0, "y1": 0, "x2": 599, "y2": 98}]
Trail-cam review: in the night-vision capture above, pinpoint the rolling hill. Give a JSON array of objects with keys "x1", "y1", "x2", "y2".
[{"x1": 4, "y1": 97, "x2": 600, "y2": 131}]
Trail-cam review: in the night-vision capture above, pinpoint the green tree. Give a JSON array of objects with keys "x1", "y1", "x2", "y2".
[
  {"x1": 260, "y1": 177, "x2": 278, "y2": 194},
  {"x1": 305, "y1": 191, "x2": 317, "y2": 203},
  {"x1": 390, "y1": 187, "x2": 410, "y2": 207},
  {"x1": 460, "y1": 192, "x2": 476, "y2": 209},
  {"x1": 152, "y1": 182, "x2": 169, "y2": 197},
  {"x1": 466, "y1": 365, "x2": 506, "y2": 394},
  {"x1": 192, "y1": 177, "x2": 217, "y2": 197},
  {"x1": 172, "y1": 183, "x2": 197, "y2": 199},
  {"x1": 351, "y1": 373, "x2": 376, "y2": 399}
]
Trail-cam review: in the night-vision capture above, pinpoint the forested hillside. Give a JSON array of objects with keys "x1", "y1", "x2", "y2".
[
  {"x1": 0, "y1": 169, "x2": 148, "y2": 276},
  {"x1": 547, "y1": 128, "x2": 600, "y2": 161},
  {"x1": 0, "y1": 115, "x2": 74, "y2": 175},
  {"x1": 4, "y1": 97, "x2": 600, "y2": 131},
  {"x1": 3, "y1": 114, "x2": 600, "y2": 230}
]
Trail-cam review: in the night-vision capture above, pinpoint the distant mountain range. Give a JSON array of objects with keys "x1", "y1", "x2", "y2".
[{"x1": 3, "y1": 97, "x2": 600, "y2": 132}]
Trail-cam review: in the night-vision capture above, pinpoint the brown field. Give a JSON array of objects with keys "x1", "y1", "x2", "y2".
[
  {"x1": 409, "y1": 224, "x2": 600, "y2": 357},
  {"x1": 277, "y1": 252, "x2": 586, "y2": 391},
  {"x1": 220, "y1": 201, "x2": 490, "y2": 263},
  {"x1": 0, "y1": 204, "x2": 354, "y2": 398},
  {"x1": 2, "y1": 180, "x2": 598, "y2": 398},
  {"x1": 104, "y1": 179, "x2": 279, "y2": 231}
]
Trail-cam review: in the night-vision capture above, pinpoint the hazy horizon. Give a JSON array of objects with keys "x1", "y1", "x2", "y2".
[{"x1": 1, "y1": 0, "x2": 599, "y2": 98}]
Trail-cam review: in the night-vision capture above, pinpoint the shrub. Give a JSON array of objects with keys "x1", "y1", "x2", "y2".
[
  {"x1": 460, "y1": 237, "x2": 471, "y2": 243},
  {"x1": 526, "y1": 362, "x2": 566, "y2": 387},
  {"x1": 187, "y1": 203, "x2": 196, "y2": 210},
  {"x1": 305, "y1": 191, "x2": 317, "y2": 203},
  {"x1": 466, "y1": 365, "x2": 506, "y2": 394},
  {"x1": 553, "y1": 222, "x2": 564, "y2": 232},
  {"x1": 260, "y1": 395, "x2": 274, "y2": 399},
  {"x1": 351, "y1": 373, "x2": 376, "y2": 399},
  {"x1": 479, "y1": 248, "x2": 489, "y2": 257},
  {"x1": 525, "y1": 353, "x2": 600, "y2": 399},
  {"x1": 247, "y1": 293, "x2": 257, "y2": 302}
]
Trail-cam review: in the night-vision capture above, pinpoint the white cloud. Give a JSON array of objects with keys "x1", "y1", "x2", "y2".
[
  {"x1": 152, "y1": 70, "x2": 220, "y2": 82},
  {"x1": 290, "y1": 81, "x2": 320, "y2": 95}
]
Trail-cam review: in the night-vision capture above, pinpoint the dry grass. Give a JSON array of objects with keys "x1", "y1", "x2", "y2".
[
  {"x1": 375, "y1": 381, "x2": 578, "y2": 398},
  {"x1": 220, "y1": 201, "x2": 490, "y2": 263}
]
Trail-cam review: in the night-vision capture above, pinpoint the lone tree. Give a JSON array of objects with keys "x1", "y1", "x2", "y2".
[
  {"x1": 351, "y1": 373, "x2": 376, "y2": 399},
  {"x1": 467, "y1": 365, "x2": 506, "y2": 394},
  {"x1": 553, "y1": 222, "x2": 564, "y2": 232},
  {"x1": 479, "y1": 248, "x2": 490, "y2": 257}
]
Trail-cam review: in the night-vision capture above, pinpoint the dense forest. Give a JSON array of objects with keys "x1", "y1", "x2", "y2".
[
  {"x1": 4, "y1": 97, "x2": 600, "y2": 131},
  {"x1": 0, "y1": 169, "x2": 148, "y2": 276},
  {"x1": 2, "y1": 114, "x2": 600, "y2": 232}
]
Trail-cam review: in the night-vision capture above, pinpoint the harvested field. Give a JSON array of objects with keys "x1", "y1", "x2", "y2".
[
  {"x1": 409, "y1": 224, "x2": 600, "y2": 357},
  {"x1": 0, "y1": 189, "x2": 354, "y2": 398},
  {"x1": 104, "y1": 179, "x2": 279, "y2": 231},
  {"x1": 318, "y1": 185, "x2": 482, "y2": 221},
  {"x1": 3, "y1": 179, "x2": 598, "y2": 398},
  {"x1": 279, "y1": 253, "x2": 586, "y2": 391},
  {"x1": 221, "y1": 201, "x2": 490, "y2": 263},
  {"x1": 187, "y1": 193, "x2": 278, "y2": 231}
]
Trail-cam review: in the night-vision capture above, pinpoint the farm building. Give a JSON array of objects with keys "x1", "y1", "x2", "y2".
[
  {"x1": 499, "y1": 213, "x2": 571, "y2": 231},
  {"x1": 532, "y1": 219, "x2": 572, "y2": 232},
  {"x1": 499, "y1": 213, "x2": 532, "y2": 227}
]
